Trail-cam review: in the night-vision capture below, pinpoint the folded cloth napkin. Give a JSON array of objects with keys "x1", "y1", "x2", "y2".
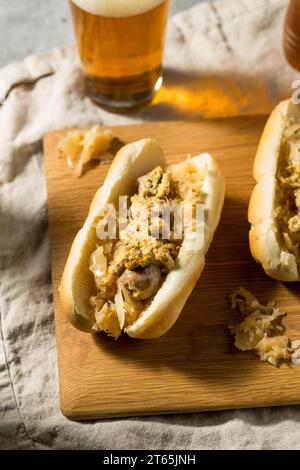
[{"x1": 0, "y1": 0, "x2": 300, "y2": 450}]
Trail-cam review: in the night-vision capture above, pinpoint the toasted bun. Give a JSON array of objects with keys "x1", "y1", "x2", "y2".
[
  {"x1": 60, "y1": 138, "x2": 225, "y2": 338},
  {"x1": 248, "y1": 99, "x2": 300, "y2": 281}
]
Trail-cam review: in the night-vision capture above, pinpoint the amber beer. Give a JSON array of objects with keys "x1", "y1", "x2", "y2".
[{"x1": 69, "y1": 0, "x2": 170, "y2": 110}]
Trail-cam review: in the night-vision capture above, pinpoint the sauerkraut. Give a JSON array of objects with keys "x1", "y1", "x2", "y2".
[
  {"x1": 274, "y1": 120, "x2": 300, "y2": 259},
  {"x1": 229, "y1": 287, "x2": 292, "y2": 366},
  {"x1": 57, "y1": 125, "x2": 115, "y2": 176}
]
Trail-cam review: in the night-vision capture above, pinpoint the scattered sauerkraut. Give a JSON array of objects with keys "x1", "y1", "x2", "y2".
[
  {"x1": 57, "y1": 125, "x2": 118, "y2": 176},
  {"x1": 229, "y1": 287, "x2": 294, "y2": 367}
]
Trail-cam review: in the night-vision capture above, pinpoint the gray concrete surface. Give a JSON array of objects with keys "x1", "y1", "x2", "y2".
[{"x1": 0, "y1": 0, "x2": 205, "y2": 67}]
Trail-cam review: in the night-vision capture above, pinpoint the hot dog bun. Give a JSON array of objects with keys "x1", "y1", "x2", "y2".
[{"x1": 60, "y1": 138, "x2": 225, "y2": 338}]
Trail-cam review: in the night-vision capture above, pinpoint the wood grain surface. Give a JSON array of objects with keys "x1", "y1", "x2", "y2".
[{"x1": 44, "y1": 117, "x2": 300, "y2": 421}]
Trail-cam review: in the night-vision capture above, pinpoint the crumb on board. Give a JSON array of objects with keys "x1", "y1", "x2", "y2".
[
  {"x1": 229, "y1": 287, "x2": 299, "y2": 367},
  {"x1": 57, "y1": 125, "x2": 123, "y2": 176}
]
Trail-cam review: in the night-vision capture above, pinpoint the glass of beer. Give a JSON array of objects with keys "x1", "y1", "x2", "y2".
[{"x1": 69, "y1": 0, "x2": 170, "y2": 111}]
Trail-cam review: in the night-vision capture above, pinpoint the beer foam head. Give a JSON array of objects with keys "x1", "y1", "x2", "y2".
[{"x1": 71, "y1": 0, "x2": 166, "y2": 17}]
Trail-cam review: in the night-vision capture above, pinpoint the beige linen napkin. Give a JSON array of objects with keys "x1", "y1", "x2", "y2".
[{"x1": 1, "y1": 0, "x2": 300, "y2": 450}]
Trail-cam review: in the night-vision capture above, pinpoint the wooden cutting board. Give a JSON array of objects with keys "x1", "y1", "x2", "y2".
[{"x1": 44, "y1": 117, "x2": 300, "y2": 421}]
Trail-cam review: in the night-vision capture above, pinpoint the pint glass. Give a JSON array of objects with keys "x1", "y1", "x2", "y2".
[{"x1": 69, "y1": 0, "x2": 170, "y2": 110}]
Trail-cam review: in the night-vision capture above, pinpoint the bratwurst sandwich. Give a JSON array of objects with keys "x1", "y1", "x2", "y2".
[{"x1": 60, "y1": 138, "x2": 225, "y2": 338}]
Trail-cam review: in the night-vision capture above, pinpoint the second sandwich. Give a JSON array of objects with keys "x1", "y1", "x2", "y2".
[{"x1": 249, "y1": 99, "x2": 300, "y2": 281}]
